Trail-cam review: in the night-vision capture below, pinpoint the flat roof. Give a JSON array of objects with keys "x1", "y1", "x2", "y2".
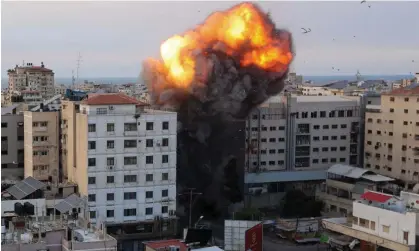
[
  {"x1": 295, "y1": 95, "x2": 356, "y2": 103},
  {"x1": 144, "y1": 239, "x2": 188, "y2": 251},
  {"x1": 245, "y1": 170, "x2": 326, "y2": 184}
]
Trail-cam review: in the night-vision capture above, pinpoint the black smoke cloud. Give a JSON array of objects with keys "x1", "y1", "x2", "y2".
[{"x1": 142, "y1": 2, "x2": 293, "y2": 219}]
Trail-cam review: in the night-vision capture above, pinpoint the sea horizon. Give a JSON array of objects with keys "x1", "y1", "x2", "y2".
[{"x1": 1, "y1": 74, "x2": 414, "y2": 89}]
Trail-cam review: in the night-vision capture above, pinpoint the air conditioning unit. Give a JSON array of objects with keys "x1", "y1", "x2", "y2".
[{"x1": 107, "y1": 166, "x2": 114, "y2": 170}]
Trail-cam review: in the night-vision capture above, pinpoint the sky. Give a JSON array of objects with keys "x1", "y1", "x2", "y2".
[{"x1": 2, "y1": 1, "x2": 419, "y2": 78}]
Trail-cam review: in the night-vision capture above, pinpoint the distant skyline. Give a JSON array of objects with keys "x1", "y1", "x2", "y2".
[{"x1": 2, "y1": 1, "x2": 419, "y2": 78}]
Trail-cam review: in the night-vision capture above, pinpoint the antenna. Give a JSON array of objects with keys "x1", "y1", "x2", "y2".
[
  {"x1": 72, "y1": 70, "x2": 76, "y2": 89},
  {"x1": 76, "y1": 52, "x2": 83, "y2": 84}
]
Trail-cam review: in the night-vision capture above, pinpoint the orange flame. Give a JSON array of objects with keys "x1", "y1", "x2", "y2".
[{"x1": 150, "y1": 2, "x2": 293, "y2": 88}]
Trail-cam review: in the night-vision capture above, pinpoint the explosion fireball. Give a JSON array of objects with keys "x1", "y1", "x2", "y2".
[{"x1": 142, "y1": 2, "x2": 294, "y2": 218}]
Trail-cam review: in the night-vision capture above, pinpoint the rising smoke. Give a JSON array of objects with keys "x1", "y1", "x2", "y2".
[{"x1": 142, "y1": 2, "x2": 294, "y2": 219}]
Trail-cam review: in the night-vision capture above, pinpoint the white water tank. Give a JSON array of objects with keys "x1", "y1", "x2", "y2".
[{"x1": 20, "y1": 233, "x2": 33, "y2": 244}]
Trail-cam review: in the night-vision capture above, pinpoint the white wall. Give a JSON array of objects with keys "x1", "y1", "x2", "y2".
[
  {"x1": 224, "y1": 220, "x2": 261, "y2": 251},
  {"x1": 352, "y1": 201, "x2": 416, "y2": 246},
  {"x1": 1, "y1": 199, "x2": 46, "y2": 217}
]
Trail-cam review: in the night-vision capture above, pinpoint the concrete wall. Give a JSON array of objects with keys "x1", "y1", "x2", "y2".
[
  {"x1": 1, "y1": 199, "x2": 46, "y2": 216},
  {"x1": 352, "y1": 202, "x2": 416, "y2": 246},
  {"x1": 1, "y1": 114, "x2": 24, "y2": 179}
]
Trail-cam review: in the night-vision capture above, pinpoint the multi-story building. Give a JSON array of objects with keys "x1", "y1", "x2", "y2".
[
  {"x1": 55, "y1": 84, "x2": 67, "y2": 96},
  {"x1": 317, "y1": 164, "x2": 395, "y2": 217},
  {"x1": 7, "y1": 62, "x2": 55, "y2": 100},
  {"x1": 364, "y1": 85, "x2": 419, "y2": 188},
  {"x1": 23, "y1": 109, "x2": 60, "y2": 184},
  {"x1": 1, "y1": 104, "x2": 25, "y2": 180},
  {"x1": 62, "y1": 93, "x2": 178, "y2": 243},
  {"x1": 323, "y1": 190, "x2": 419, "y2": 251},
  {"x1": 245, "y1": 95, "x2": 361, "y2": 208}
]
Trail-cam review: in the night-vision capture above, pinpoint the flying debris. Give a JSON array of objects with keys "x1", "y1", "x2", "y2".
[
  {"x1": 332, "y1": 67, "x2": 335, "y2": 70},
  {"x1": 360, "y1": 0, "x2": 366, "y2": 4},
  {"x1": 142, "y1": 2, "x2": 293, "y2": 218},
  {"x1": 368, "y1": 5, "x2": 371, "y2": 8},
  {"x1": 301, "y1": 28, "x2": 311, "y2": 34}
]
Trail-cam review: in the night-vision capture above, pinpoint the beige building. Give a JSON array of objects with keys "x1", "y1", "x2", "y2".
[
  {"x1": 23, "y1": 110, "x2": 60, "y2": 184},
  {"x1": 6, "y1": 62, "x2": 55, "y2": 102},
  {"x1": 364, "y1": 85, "x2": 419, "y2": 188}
]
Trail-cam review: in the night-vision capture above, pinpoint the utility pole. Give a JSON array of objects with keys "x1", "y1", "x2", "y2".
[{"x1": 179, "y1": 188, "x2": 202, "y2": 228}]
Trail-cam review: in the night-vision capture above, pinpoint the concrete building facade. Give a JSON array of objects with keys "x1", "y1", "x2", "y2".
[
  {"x1": 6, "y1": 62, "x2": 55, "y2": 101},
  {"x1": 1, "y1": 104, "x2": 25, "y2": 179},
  {"x1": 364, "y1": 85, "x2": 419, "y2": 188},
  {"x1": 64, "y1": 93, "x2": 178, "y2": 227},
  {"x1": 23, "y1": 110, "x2": 60, "y2": 184}
]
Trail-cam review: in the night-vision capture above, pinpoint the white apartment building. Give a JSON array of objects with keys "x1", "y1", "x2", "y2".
[
  {"x1": 66, "y1": 93, "x2": 177, "y2": 225},
  {"x1": 286, "y1": 95, "x2": 361, "y2": 169},
  {"x1": 300, "y1": 85, "x2": 334, "y2": 96},
  {"x1": 323, "y1": 190, "x2": 419, "y2": 251}
]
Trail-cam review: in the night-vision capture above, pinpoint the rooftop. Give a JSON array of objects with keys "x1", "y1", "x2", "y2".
[
  {"x1": 360, "y1": 191, "x2": 392, "y2": 203},
  {"x1": 245, "y1": 170, "x2": 326, "y2": 184},
  {"x1": 144, "y1": 239, "x2": 188, "y2": 251},
  {"x1": 327, "y1": 164, "x2": 394, "y2": 182},
  {"x1": 295, "y1": 95, "x2": 356, "y2": 103},
  {"x1": 385, "y1": 84, "x2": 419, "y2": 96},
  {"x1": 81, "y1": 93, "x2": 148, "y2": 106}
]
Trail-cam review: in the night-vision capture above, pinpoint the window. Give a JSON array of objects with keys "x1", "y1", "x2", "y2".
[
  {"x1": 331, "y1": 147, "x2": 337, "y2": 151},
  {"x1": 146, "y1": 174, "x2": 153, "y2": 182},
  {"x1": 389, "y1": 120, "x2": 394, "y2": 124},
  {"x1": 313, "y1": 136, "x2": 319, "y2": 141},
  {"x1": 146, "y1": 122, "x2": 154, "y2": 130},
  {"x1": 340, "y1": 135, "x2": 347, "y2": 140},
  {"x1": 88, "y1": 158, "x2": 96, "y2": 166},
  {"x1": 162, "y1": 173, "x2": 169, "y2": 180},
  {"x1": 107, "y1": 157, "x2": 115, "y2": 166},
  {"x1": 339, "y1": 158, "x2": 346, "y2": 162},
  {"x1": 88, "y1": 194, "x2": 96, "y2": 202},
  {"x1": 1, "y1": 136, "x2": 7, "y2": 141},
  {"x1": 162, "y1": 121, "x2": 169, "y2": 130},
  {"x1": 107, "y1": 210, "x2": 114, "y2": 218},
  {"x1": 124, "y1": 208, "x2": 137, "y2": 217},
  {"x1": 162, "y1": 138, "x2": 169, "y2": 146},
  {"x1": 313, "y1": 125, "x2": 320, "y2": 130},
  {"x1": 311, "y1": 111, "x2": 317, "y2": 118},
  {"x1": 162, "y1": 206, "x2": 168, "y2": 214},
  {"x1": 88, "y1": 141, "x2": 96, "y2": 150},
  {"x1": 347, "y1": 110, "x2": 353, "y2": 117},
  {"x1": 162, "y1": 189, "x2": 169, "y2": 197},
  {"x1": 402, "y1": 133, "x2": 407, "y2": 138},
  {"x1": 269, "y1": 126, "x2": 276, "y2": 131},
  {"x1": 403, "y1": 231, "x2": 409, "y2": 244},
  {"x1": 278, "y1": 160, "x2": 284, "y2": 165},
  {"x1": 352, "y1": 217, "x2": 358, "y2": 225},
  {"x1": 96, "y1": 108, "x2": 107, "y2": 114},
  {"x1": 382, "y1": 225, "x2": 390, "y2": 233},
  {"x1": 90, "y1": 211, "x2": 96, "y2": 219},
  {"x1": 367, "y1": 130, "x2": 372, "y2": 134},
  {"x1": 320, "y1": 111, "x2": 326, "y2": 118},
  {"x1": 17, "y1": 136, "x2": 24, "y2": 141},
  {"x1": 340, "y1": 147, "x2": 346, "y2": 151},
  {"x1": 107, "y1": 123, "x2": 115, "y2": 132},
  {"x1": 404, "y1": 109, "x2": 408, "y2": 114},
  {"x1": 278, "y1": 138, "x2": 285, "y2": 142},
  {"x1": 390, "y1": 108, "x2": 394, "y2": 113},
  {"x1": 107, "y1": 140, "x2": 114, "y2": 149},
  {"x1": 269, "y1": 161, "x2": 275, "y2": 166},
  {"x1": 322, "y1": 147, "x2": 328, "y2": 152},
  {"x1": 269, "y1": 138, "x2": 276, "y2": 142},
  {"x1": 330, "y1": 158, "x2": 337, "y2": 163},
  {"x1": 146, "y1": 191, "x2": 153, "y2": 199},
  {"x1": 278, "y1": 149, "x2": 285, "y2": 153},
  {"x1": 322, "y1": 158, "x2": 328, "y2": 163},
  {"x1": 146, "y1": 139, "x2": 154, "y2": 147},
  {"x1": 341, "y1": 124, "x2": 347, "y2": 129},
  {"x1": 403, "y1": 121, "x2": 408, "y2": 125},
  {"x1": 331, "y1": 136, "x2": 337, "y2": 140},
  {"x1": 390, "y1": 97, "x2": 395, "y2": 102},
  {"x1": 1, "y1": 123, "x2": 7, "y2": 128},
  {"x1": 313, "y1": 148, "x2": 319, "y2": 152},
  {"x1": 124, "y1": 140, "x2": 137, "y2": 148},
  {"x1": 107, "y1": 193, "x2": 114, "y2": 201},
  {"x1": 269, "y1": 149, "x2": 276, "y2": 154},
  {"x1": 322, "y1": 136, "x2": 329, "y2": 140},
  {"x1": 124, "y1": 156, "x2": 137, "y2": 165},
  {"x1": 162, "y1": 155, "x2": 169, "y2": 163},
  {"x1": 88, "y1": 177, "x2": 96, "y2": 184},
  {"x1": 404, "y1": 97, "x2": 409, "y2": 102},
  {"x1": 88, "y1": 124, "x2": 96, "y2": 132},
  {"x1": 146, "y1": 156, "x2": 154, "y2": 164},
  {"x1": 124, "y1": 192, "x2": 137, "y2": 200},
  {"x1": 124, "y1": 123, "x2": 137, "y2": 131},
  {"x1": 312, "y1": 159, "x2": 319, "y2": 164},
  {"x1": 124, "y1": 175, "x2": 137, "y2": 183},
  {"x1": 331, "y1": 124, "x2": 338, "y2": 129},
  {"x1": 323, "y1": 125, "x2": 329, "y2": 129},
  {"x1": 338, "y1": 110, "x2": 345, "y2": 117},
  {"x1": 107, "y1": 176, "x2": 114, "y2": 184},
  {"x1": 359, "y1": 218, "x2": 369, "y2": 228},
  {"x1": 145, "y1": 208, "x2": 153, "y2": 215},
  {"x1": 278, "y1": 126, "x2": 285, "y2": 130}
]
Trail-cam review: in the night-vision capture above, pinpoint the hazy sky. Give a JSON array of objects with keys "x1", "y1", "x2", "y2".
[{"x1": 2, "y1": 1, "x2": 419, "y2": 78}]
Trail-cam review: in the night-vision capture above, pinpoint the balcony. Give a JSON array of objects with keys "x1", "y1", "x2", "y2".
[
  {"x1": 123, "y1": 130, "x2": 138, "y2": 136},
  {"x1": 33, "y1": 126, "x2": 47, "y2": 132}
]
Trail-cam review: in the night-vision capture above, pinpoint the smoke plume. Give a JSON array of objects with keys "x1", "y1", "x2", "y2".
[{"x1": 142, "y1": 2, "x2": 294, "y2": 218}]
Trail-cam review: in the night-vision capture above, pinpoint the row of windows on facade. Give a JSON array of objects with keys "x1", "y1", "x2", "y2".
[
  {"x1": 248, "y1": 123, "x2": 350, "y2": 132},
  {"x1": 389, "y1": 96, "x2": 419, "y2": 102},
  {"x1": 1, "y1": 121, "x2": 49, "y2": 128},
  {"x1": 88, "y1": 121, "x2": 170, "y2": 133},
  {"x1": 88, "y1": 173, "x2": 169, "y2": 184},
  {"x1": 366, "y1": 152, "x2": 419, "y2": 163},
  {"x1": 88, "y1": 154, "x2": 170, "y2": 167},
  {"x1": 368, "y1": 118, "x2": 419, "y2": 125},
  {"x1": 366, "y1": 142, "x2": 418, "y2": 152},
  {"x1": 250, "y1": 146, "x2": 349, "y2": 155},
  {"x1": 367, "y1": 129, "x2": 419, "y2": 138},
  {"x1": 90, "y1": 206, "x2": 169, "y2": 219},
  {"x1": 1, "y1": 136, "x2": 24, "y2": 141},
  {"x1": 252, "y1": 110, "x2": 355, "y2": 120},
  {"x1": 88, "y1": 189, "x2": 169, "y2": 202},
  {"x1": 365, "y1": 163, "x2": 419, "y2": 175},
  {"x1": 88, "y1": 138, "x2": 170, "y2": 150}
]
